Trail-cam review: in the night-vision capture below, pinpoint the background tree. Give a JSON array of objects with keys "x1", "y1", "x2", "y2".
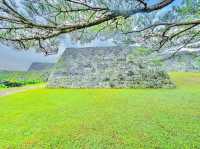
[
  {"x1": 122, "y1": 0, "x2": 200, "y2": 54},
  {"x1": 0, "y1": 0, "x2": 199, "y2": 55}
]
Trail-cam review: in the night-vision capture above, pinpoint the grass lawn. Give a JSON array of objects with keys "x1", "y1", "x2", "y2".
[{"x1": 0, "y1": 72, "x2": 200, "y2": 148}]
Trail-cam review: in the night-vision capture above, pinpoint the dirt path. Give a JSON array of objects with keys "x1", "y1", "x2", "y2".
[{"x1": 0, "y1": 85, "x2": 44, "y2": 97}]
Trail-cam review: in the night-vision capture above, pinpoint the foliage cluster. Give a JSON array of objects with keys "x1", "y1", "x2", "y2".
[{"x1": 0, "y1": 70, "x2": 49, "y2": 88}]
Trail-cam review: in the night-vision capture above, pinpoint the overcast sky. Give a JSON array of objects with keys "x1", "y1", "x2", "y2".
[{"x1": 0, "y1": 44, "x2": 62, "y2": 71}]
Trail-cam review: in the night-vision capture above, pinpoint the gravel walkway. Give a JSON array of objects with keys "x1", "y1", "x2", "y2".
[{"x1": 0, "y1": 85, "x2": 43, "y2": 97}]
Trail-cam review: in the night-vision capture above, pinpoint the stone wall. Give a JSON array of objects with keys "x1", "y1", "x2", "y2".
[
  {"x1": 47, "y1": 47, "x2": 175, "y2": 88},
  {"x1": 28, "y1": 62, "x2": 54, "y2": 71},
  {"x1": 162, "y1": 51, "x2": 200, "y2": 72}
]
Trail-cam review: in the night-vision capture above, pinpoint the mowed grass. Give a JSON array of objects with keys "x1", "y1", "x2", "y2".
[{"x1": 0, "y1": 73, "x2": 200, "y2": 149}]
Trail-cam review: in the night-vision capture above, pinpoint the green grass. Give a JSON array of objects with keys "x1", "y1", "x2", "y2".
[{"x1": 0, "y1": 72, "x2": 200, "y2": 148}]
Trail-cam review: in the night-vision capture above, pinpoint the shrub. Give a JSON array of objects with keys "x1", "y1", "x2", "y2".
[{"x1": 0, "y1": 70, "x2": 50, "y2": 88}]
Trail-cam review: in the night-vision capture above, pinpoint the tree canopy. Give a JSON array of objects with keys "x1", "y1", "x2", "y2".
[{"x1": 0, "y1": 0, "x2": 199, "y2": 55}]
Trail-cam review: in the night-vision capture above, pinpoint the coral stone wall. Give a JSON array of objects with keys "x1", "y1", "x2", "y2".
[
  {"x1": 162, "y1": 51, "x2": 200, "y2": 72},
  {"x1": 47, "y1": 47, "x2": 174, "y2": 88},
  {"x1": 28, "y1": 62, "x2": 54, "y2": 71}
]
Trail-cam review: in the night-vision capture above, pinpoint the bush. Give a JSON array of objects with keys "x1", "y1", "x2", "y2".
[
  {"x1": 0, "y1": 80, "x2": 23, "y2": 88},
  {"x1": 0, "y1": 70, "x2": 50, "y2": 88},
  {"x1": 0, "y1": 83, "x2": 7, "y2": 88}
]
